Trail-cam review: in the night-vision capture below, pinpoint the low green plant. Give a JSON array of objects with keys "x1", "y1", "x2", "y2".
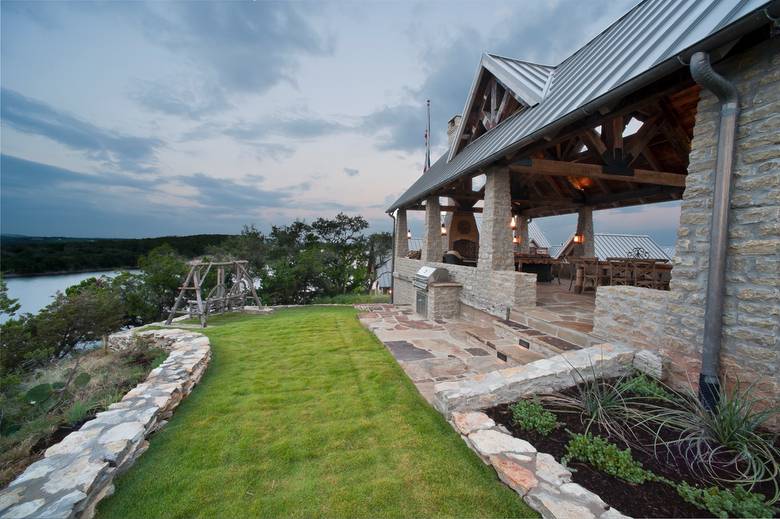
[
  {"x1": 641, "y1": 380, "x2": 779, "y2": 504},
  {"x1": 509, "y1": 399, "x2": 557, "y2": 436},
  {"x1": 618, "y1": 373, "x2": 671, "y2": 399},
  {"x1": 562, "y1": 433, "x2": 658, "y2": 484},
  {"x1": 676, "y1": 481, "x2": 777, "y2": 518},
  {"x1": 65, "y1": 400, "x2": 93, "y2": 426}
]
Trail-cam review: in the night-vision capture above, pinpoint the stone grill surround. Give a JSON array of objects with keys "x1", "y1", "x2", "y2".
[
  {"x1": 592, "y1": 39, "x2": 779, "y2": 429},
  {"x1": 0, "y1": 328, "x2": 211, "y2": 519},
  {"x1": 394, "y1": 257, "x2": 536, "y2": 318}
]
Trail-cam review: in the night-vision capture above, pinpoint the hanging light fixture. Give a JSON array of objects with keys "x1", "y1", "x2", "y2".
[
  {"x1": 441, "y1": 223, "x2": 447, "y2": 236},
  {"x1": 573, "y1": 234, "x2": 585, "y2": 244},
  {"x1": 407, "y1": 229, "x2": 412, "y2": 239},
  {"x1": 510, "y1": 215, "x2": 517, "y2": 229}
]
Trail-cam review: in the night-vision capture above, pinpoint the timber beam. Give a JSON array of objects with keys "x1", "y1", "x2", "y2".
[{"x1": 508, "y1": 158, "x2": 686, "y2": 187}]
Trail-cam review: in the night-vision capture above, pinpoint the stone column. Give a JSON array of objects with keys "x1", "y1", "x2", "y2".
[
  {"x1": 576, "y1": 206, "x2": 595, "y2": 257},
  {"x1": 422, "y1": 196, "x2": 442, "y2": 263},
  {"x1": 478, "y1": 168, "x2": 514, "y2": 271},
  {"x1": 394, "y1": 209, "x2": 409, "y2": 258},
  {"x1": 518, "y1": 215, "x2": 530, "y2": 255}
]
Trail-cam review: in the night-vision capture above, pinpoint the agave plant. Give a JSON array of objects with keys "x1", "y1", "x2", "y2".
[{"x1": 641, "y1": 379, "x2": 779, "y2": 504}]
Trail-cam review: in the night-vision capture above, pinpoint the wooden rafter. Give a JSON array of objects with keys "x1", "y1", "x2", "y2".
[{"x1": 508, "y1": 158, "x2": 686, "y2": 187}]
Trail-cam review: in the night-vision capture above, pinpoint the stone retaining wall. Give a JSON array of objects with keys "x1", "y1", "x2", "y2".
[
  {"x1": 433, "y1": 342, "x2": 641, "y2": 416},
  {"x1": 0, "y1": 329, "x2": 211, "y2": 519},
  {"x1": 450, "y1": 411, "x2": 629, "y2": 519},
  {"x1": 394, "y1": 257, "x2": 536, "y2": 317}
]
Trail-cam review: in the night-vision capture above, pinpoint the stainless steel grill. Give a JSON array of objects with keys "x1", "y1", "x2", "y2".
[{"x1": 413, "y1": 266, "x2": 449, "y2": 291}]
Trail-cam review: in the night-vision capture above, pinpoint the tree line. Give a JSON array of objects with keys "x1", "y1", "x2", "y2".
[
  {"x1": 1, "y1": 214, "x2": 391, "y2": 384},
  {"x1": 1, "y1": 234, "x2": 231, "y2": 275}
]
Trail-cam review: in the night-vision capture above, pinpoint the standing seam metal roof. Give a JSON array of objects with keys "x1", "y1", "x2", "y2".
[
  {"x1": 388, "y1": 0, "x2": 769, "y2": 213},
  {"x1": 553, "y1": 233, "x2": 672, "y2": 260}
]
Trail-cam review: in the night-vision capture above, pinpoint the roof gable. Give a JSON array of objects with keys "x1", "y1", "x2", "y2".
[{"x1": 448, "y1": 53, "x2": 554, "y2": 160}]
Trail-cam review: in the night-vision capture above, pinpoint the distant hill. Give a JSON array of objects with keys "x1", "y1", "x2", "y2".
[{"x1": 1, "y1": 234, "x2": 232, "y2": 276}]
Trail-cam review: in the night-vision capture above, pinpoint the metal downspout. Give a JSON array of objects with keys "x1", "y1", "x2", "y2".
[
  {"x1": 689, "y1": 52, "x2": 740, "y2": 411},
  {"x1": 389, "y1": 212, "x2": 396, "y2": 304}
]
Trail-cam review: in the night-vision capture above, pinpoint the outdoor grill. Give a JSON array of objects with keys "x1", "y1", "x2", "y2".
[
  {"x1": 413, "y1": 266, "x2": 449, "y2": 316},
  {"x1": 413, "y1": 266, "x2": 449, "y2": 290}
]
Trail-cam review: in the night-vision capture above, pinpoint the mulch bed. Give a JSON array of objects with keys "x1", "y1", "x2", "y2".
[{"x1": 486, "y1": 390, "x2": 779, "y2": 518}]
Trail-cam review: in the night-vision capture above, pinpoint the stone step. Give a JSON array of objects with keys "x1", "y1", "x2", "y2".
[
  {"x1": 493, "y1": 320, "x2": 581, "y2": 358},
  {"x1": 507, "y1": 312, "x2": 600, "y2": 350},
  {"x1": 464, "y1": 329, "x2": 523, "y2": 365},
  {"x1": 494, "y1": 343, "x2": 546, "y2": 364}
]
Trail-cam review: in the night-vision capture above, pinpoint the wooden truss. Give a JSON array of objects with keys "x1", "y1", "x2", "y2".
[{"x1": 165, "y1": 260, "x2": 261, "y2": 328}]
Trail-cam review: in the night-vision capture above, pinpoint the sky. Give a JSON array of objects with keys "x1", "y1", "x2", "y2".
[{"x1": 1, "y1": 0, "x2": 681, "y2": 247}]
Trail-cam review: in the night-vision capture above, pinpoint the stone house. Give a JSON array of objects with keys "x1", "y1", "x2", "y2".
[{"x1": 387, "y1": 0, "x2": 779, "y2": 426}]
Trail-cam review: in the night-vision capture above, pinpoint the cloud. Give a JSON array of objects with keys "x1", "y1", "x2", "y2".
[
  {"x1": 129, "y1": 77, "x2": 232, "y2": 119},
  {"x1": 1, "y1": 88, "x2": 163, "y2": 173},
  {"x1": 343, "y1": 167, "x2": 359, "y2": 177},
  {"x1": 138, "y1": 2, "x2": 333, "y2": 94},
  {"x1": 361, "y1": 1, "x2": 635, "y2": 154},
  {"x1": 225, "y1": 116, "x2": 351, "y2": 141},
  {"x1": 0, "y1": 154, "x2": 320, "y2": 236}
]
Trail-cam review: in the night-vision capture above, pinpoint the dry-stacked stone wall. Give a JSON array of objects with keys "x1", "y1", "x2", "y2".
[{"x1": 0, "y1": 329, "x2": 211, "y2": 519}]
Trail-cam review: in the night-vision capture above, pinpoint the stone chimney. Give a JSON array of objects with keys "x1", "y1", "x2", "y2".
[{"x1": 447, "y1": 115, "x2": 462, "y2": 147}]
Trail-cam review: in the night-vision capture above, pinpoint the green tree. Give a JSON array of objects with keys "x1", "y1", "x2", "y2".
[
  {"x1": 311, "y1": 213, "x2": 369, "y2": 294},
  {"x1": 137, "y1": 244, "x2": 188, "y2": 320},
  {"x1": 0, "y1": 275, "x2": 20, "y2": 318},
  {"x1": 365, "y1": 232, "x2": 392, "y2": 291}
]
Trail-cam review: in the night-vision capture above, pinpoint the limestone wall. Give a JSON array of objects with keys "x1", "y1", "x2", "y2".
[
  {"x1": 394, "y1": 257, "x2": 536, "y2": 317},
  {"x1": 593, "y1": 39, "x2": 779, "y2": 428},
  {"x1": 0, "y1": 329, "x2": 211, "y2": 519}
]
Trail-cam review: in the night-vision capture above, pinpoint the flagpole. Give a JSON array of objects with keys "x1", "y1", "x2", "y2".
[{"x1": 425, "y1": 99, "x2": 431, "y2": 172}]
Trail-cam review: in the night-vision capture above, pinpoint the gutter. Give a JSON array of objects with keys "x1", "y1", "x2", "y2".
[
  {"x1": 389, "y1": 211, "x2": 396, "y2": 304},
  {"x1": 689, "y1": 51, "x2": 740, "y2": 411}
]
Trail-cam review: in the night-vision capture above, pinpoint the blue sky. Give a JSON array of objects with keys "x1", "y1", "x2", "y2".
[{"x1": 1, "y1": 0, "x2": 681, "y2": 246}]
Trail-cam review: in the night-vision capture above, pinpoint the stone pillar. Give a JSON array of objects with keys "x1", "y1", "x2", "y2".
[
  {"x1": 478, "y1": 168, "x2": 514, "y2": 271},
  {"x1": 518, "y1": 215, "x2": 530, "y2": 255},
  {"x1": 422, "y1": 196, "x2": 442, "y2": 262},
  {"x1": 576, "y1": 206, "x2": 595, "y2": 257},
  {"x1": 394, "y1": 209, "x2": 409, "y2": 258}
]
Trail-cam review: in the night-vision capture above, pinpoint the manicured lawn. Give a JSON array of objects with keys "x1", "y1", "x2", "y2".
[{"x1": 97, "y1": 307, "x2": 535, "y2": 518}]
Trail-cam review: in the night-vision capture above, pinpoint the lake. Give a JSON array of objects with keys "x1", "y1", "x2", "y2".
[{"x1": 3, "y1": 270, "x2": 139, "y2": 322}]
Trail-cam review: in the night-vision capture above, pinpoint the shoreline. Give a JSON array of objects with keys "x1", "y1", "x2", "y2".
[{"x1": 2, "y1": 267, "x2": 138, "y2": 279}]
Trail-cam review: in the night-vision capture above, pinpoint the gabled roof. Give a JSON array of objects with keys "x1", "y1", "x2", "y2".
[
  {"x1": 389, "y1": 0, "x2": 772, "y2": 213},
  {"x1": 447, "y1": 54, "x2": 554, "y2": 160},
  {"x1": 554, "y1": 233, "x2": 671, "y2": 260}
]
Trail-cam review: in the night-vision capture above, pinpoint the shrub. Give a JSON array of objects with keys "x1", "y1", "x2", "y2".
[
  {"x1": 562, "y1": 433, "x2": 657, "y2": 485},
  {"x1": 642, "y1": 380, "x2": 779, "y2": 504},
  {"x1": 509, "y1": 399, "x2": 557, "y2": 436},
  {"x1": 676, "y1": 482, "x2": 777, "y2": 518},
  {"x1": 65, "y1": 400, "x2": 93, "y2": 426}
]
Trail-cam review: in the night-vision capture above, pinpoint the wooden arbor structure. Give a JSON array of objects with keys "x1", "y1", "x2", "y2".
[{"x1": 165, "y1": 260, "x2": 261, "y2": 328}]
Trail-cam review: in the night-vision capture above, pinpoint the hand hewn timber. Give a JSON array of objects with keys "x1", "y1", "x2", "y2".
[{"x1": 508, "y1": 158, "x2": 686, "y2": 187}]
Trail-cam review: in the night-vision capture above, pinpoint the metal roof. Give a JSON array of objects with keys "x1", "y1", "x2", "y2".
[
  {"x1": 484, "y1": 55, "x2": 554, "y2": 106},
  {"x1": 389, "y1": 0, "x2": 771, "y2": 213},
  {"x1": 554, "y1": 233, "x2": 672, "y2": 260}
]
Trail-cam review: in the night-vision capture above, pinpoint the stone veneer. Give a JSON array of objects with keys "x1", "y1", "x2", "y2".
[
  {"x1": 478, "y1": 169, "x2": 515, "y2": 271},
  {"x1": 592, "y1": 39, "x2": 779, "y2": 429},
  {"x1": 427, "y1": 283, "x2": 462, "y2": 320},
  {"x1": 0, "y1": 328, "x2": 211, "y2": 519},
  {"x1": 450, "y1": 411, "x2": 629, "y2": 519},
  {"x1": 394, "y1": 257, "x2": 536, "y2": 318}
]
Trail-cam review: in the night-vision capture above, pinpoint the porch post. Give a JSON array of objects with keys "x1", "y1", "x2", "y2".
[
  {"x1": 518, "y1": 215, "x2": 530, "y2": 255},
  {"x1": 478, "y1": 168, "x2": 514, "y2": 270},
  {"x1": 394, "y1": 209, "x2": 409, "y2": 258},
  {"x1": 422, "y1": 196, "x2": 441, "y2": 262},
  {"x1": 576, "y1": 206, "x2": 595, "y2": 257}
]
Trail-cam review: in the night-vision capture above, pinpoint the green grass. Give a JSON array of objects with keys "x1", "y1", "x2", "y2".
[
  {"x1": 97, "y1": 308, "x2": 534, "y2": 518},
  {"x1": 311, "y1": 293, "x2": 390, "y2": 304}
]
